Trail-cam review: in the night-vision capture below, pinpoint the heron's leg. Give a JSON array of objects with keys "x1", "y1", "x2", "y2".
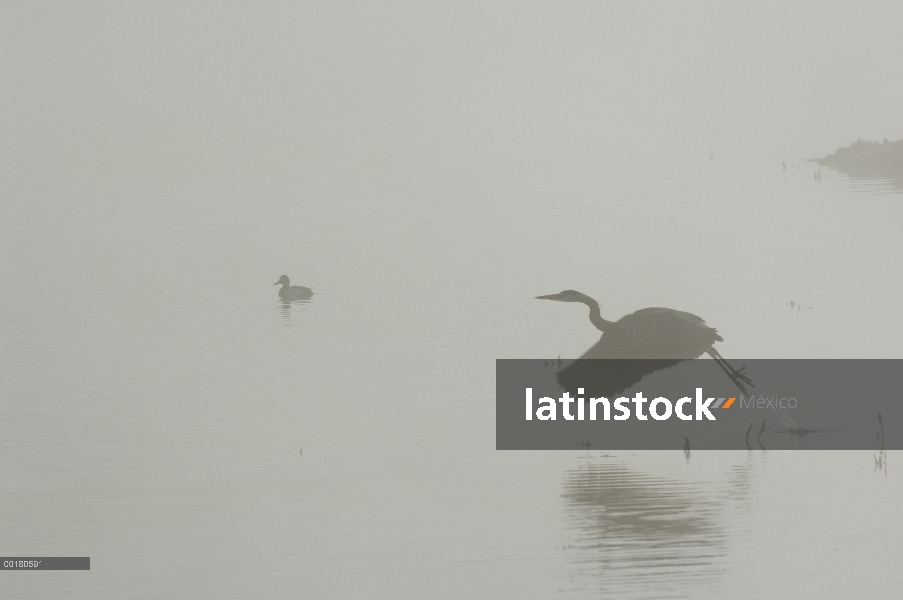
[
  {"x1": 712, "y1": 349, "x2": 753, "y2": 385},
  {"x1": 707, "y1": 347, "x2": 753, "y2": 383},
  {"x1": 712, "y1": 357, "x2": 751, "y2": 394},
  {"x1": 706, "y1": 348, "x2": 754, "y2": 393}
]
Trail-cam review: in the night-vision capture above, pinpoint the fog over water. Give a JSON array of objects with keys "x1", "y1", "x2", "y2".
[{"x1": 2, "y1": 2, "x2": 902, "y2": 598}]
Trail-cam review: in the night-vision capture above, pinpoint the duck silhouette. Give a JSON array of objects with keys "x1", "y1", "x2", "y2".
[{"x1": 274, "y1": 275, "x2": 313, "y2": 300}]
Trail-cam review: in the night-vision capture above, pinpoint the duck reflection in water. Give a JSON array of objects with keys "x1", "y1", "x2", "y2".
[
  {"x1": 536, "y1": 290, "x2": 753, "y2": 397},
  {"x1": 278, "y1": 296, "x2": 312, "y2": 323}
]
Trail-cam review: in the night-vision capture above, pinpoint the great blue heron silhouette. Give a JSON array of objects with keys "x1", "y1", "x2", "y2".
[
  {"x1": 536, "y1": 290, "x2": 753, "y2": 396},
  {"x1": 275, "y1": 275, "x2": 313, "y2": 300}
]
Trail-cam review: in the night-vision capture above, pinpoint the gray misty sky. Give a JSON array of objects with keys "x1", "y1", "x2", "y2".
[{"x1": 3, "y1": 1, "x2": 903, "y2": 192}]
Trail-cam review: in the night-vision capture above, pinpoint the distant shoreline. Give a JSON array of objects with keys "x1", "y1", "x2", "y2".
[{"x1": 817, "y1": 138, "x2": 903, "y2": 184}]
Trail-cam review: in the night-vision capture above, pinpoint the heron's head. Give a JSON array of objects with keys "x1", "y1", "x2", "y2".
[
  {"x1": 275, "y1": 275, "x2": 290, "y2": 286},
  {"x1": 535, "y1": 290, "x2": 584, "y2": 303}
]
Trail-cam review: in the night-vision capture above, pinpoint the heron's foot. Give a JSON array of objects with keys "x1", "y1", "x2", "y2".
[
  {"x1": 728, "y1": 373, "x2": 750, "y2": 395},
  {"x1": 736, "y1": 371, "x2": 754, "y2": 387},
  {"x1": 727, "y1": 365, "x2": 754, "y2": 388}
]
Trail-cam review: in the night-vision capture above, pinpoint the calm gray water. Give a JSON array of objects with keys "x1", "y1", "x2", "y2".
[{"x1": 2, "y1": 151, "x2": 901, "y2": 598}]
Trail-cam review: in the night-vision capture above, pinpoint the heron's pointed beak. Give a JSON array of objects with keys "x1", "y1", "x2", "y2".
[
  {"x1": 274, "y1": 281, "x2": 280, "y2": 285},
  {"x1": 535, "y1": 294, "x2": 559, "y2": 300}
]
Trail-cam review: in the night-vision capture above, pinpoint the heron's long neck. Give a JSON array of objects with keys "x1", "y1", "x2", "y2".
[{"x1": 583, "y1": 297, "x2": 613, "y2": 333}]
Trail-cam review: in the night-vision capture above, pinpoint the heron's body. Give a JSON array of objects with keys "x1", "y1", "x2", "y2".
[
  {"x1": 536, "y1": 290, "x2": 752, "y2": 394},
  {"x1": 587, "y1": 307, "x2": 722, "y2": 360},
  {"x1": 275, "y1": 275, "x2": 313, "y2": 300}
]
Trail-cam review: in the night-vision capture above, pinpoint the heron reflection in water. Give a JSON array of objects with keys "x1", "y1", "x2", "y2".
[
  {"x1": 561, "y1": 460, "x2": 728, "y2": 595},
  {"x1": 536, "y1": 290, "x2": 753, "y2": 396}
]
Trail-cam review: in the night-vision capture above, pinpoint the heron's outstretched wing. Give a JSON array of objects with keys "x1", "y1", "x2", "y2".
[
  {"x1": 556, "y1": 332, "x2": 684, "y2": 397},
  {"x1": 556, "y1": 357, "x2": 684, "y2": 398}
]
